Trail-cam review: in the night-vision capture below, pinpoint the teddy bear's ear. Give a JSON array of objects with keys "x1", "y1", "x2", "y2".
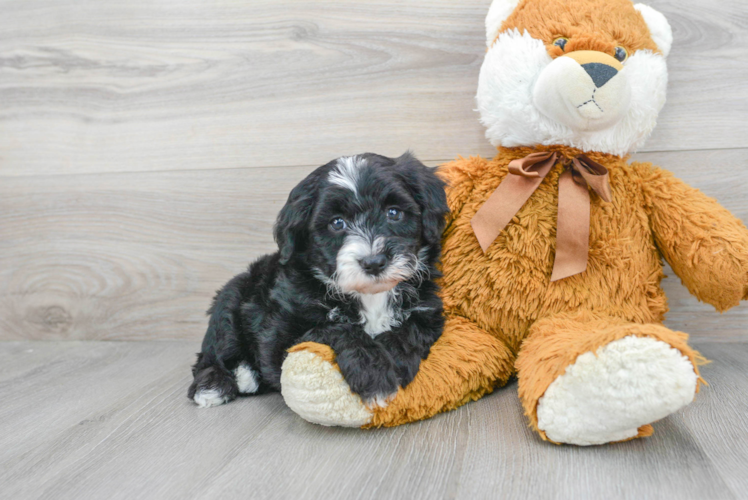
[
  {"x1": 634, "y1": 4, "x2": 673, "y2": 57},
  {"x1": 485, "y1": 0, "x2": 521, "y2": 47}
]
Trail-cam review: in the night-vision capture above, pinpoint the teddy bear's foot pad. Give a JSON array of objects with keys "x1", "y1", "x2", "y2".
[
  {"x1": 536, "y1": 335, "x2": 698, "y2": 445},
  {"x1": 281, "y1": 350, "x2": 373, "y2": 427}
]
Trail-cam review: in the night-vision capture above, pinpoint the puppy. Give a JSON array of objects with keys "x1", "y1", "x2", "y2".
[{"x1": 188, "y1": 152, "x2": 449, "y2": 408}]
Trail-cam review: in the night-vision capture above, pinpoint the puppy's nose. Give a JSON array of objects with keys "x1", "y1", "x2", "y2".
[{"x1": 360, "y1": 254, "x2": 388, "y2": 276}]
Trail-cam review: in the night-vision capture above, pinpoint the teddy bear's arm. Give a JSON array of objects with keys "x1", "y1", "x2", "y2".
[
  {"x1": 637, "y1": 162, "x2": 748, "y2": 311},
  {"x1": 437, "y1": 156, "x2": 488, "y2": 225}
]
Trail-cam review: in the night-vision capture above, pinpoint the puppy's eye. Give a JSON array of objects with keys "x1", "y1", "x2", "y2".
[
  {"x1": 614, "y1": 46, "x2": 628, "y2": 62},
  {"x1": 553, "y1": 37, "x2": 568, "y2": 51},
  {"x1": 329, "y1": 217, "x2": 347, "y2": 232},
  {"x1": 386, "y1": 207, "x2": 403, "y2": 222}
]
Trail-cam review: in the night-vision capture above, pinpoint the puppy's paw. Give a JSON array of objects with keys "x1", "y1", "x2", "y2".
[
  {"x1": 188, "y1": 366, "x2": 238, "y2": 408},
  {"x1": 281, "y1": 342, "x2": 373, "y2": 427},
  {"x1": 192, "y1": 389, "x2": 230, "y2": 408},
  {"x1": 364, "y1": 391, "x2": 399, "y2": 409},
  {"x1": 336, "y1": 347, "x2": 401, "y2": 405}
]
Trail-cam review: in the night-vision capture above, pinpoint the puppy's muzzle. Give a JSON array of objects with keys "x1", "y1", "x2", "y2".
[{"x1": 359, "y1": 253, "x2": 389, "y2": 276}]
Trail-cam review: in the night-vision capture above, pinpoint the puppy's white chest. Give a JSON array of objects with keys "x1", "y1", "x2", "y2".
[{"x1": 358, "y1": 292, "x2": 398, "y2": 337}]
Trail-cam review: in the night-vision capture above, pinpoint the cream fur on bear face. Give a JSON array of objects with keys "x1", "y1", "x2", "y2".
[{"x1": 478, "y1": 0, "x2": 672, "y2": 156}]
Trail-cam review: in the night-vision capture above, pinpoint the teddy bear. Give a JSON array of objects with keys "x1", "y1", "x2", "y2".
[{"x1": 278, "y1": 0, "x2": 748, "y2": 445}]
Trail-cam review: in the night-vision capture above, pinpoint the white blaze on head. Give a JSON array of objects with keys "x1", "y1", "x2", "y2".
[{"x1": 328, "y1": 155, "x2": 366, "y2": 196}]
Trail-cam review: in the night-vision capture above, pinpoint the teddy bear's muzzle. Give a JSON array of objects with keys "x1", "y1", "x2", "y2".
[{"x1": 533, "y1": 50, "x2": 631, "y2": 133}]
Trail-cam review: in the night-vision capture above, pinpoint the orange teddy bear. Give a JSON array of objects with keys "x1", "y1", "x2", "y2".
[{"x1": 279, "y1": 0, "x2": 748, "y2": 445}]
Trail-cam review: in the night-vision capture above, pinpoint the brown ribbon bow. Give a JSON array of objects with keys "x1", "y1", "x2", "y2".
[{"x1": 470, "y1": 151, "x2": 612, "y2": 281}]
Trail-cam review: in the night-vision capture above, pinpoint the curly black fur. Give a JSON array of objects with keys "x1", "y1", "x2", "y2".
[{"x1": 188, "y1": 152, "x2": 448, "y2": 406}]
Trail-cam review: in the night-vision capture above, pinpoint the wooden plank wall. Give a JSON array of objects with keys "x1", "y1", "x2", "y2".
[{"x1": 1, "y1": 0, "x2": 747, "y2": 341}]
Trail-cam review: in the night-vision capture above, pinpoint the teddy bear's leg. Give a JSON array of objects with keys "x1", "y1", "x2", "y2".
[
  {"x1": 515, "y1": 312, "x2": 705, "y2": 446},
  {"x1": 280, "y1": 315, "x2": 514, "y2": 427},
  {"x1": 365, "y1": 314, "x2": 515, "y2": 427}
]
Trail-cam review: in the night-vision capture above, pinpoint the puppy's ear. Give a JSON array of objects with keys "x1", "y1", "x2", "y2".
[
  {"x1": 273, "y1": 169, "x2": 322, "y2": 264},
  {"x1": 395, "y1": 152, "x2": 449, "y2": 248}
]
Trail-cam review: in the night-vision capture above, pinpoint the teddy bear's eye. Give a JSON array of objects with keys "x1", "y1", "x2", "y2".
[
  {"x1": 614, "y1": 46, "x2": 628, "y2": 62},
  {"x1": 553, "y1": 37, "x2": 568, "y2": 51}
]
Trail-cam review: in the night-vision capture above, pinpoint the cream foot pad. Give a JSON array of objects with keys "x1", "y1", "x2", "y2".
[
  {"x1": 536, "y1": 335, "x2": 698, "y2": 445},
  {"x1": 281, "y1": 350, "x2": 373, "y2": 427}
]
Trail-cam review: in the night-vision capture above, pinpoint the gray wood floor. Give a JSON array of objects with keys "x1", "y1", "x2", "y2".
[{"x1": 0, "y1": 339, "x2": 746, "y2": 500}]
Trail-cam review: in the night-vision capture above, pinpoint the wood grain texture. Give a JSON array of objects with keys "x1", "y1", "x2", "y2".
[
  {"x1": 0, "y1": 163, "x2": 314, "y2": 341},
  {"x1": 2, "y1": 149, "x2": 747, "y2": 341},
  {"x1": 1, "y1": 0, "x2": 747, "y2": 177},
  {"x1": 676, "y1": 343, "x2": 748, "y2": 495},
  {"x1": 0, "y1": 340, "x2": 745, "y2": 500},
  {"x1": 2, "y1": 1, "x2": 747, "y2": 497}
]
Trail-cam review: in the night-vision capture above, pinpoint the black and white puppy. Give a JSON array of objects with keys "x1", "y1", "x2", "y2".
[{"x1": 188, "y1": 152, "x2": 449, "y2": 408}]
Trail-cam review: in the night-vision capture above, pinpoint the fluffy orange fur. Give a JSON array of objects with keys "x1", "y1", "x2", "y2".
[
  {"x1": 285, "y1": 0, "x2": 748, "y2": 440},
  {"x1": 496, "y1": 0, "x2": 659, "y2": 57},
  {"x1": 288, "y1": 341, "x2": 338, "y2": 365},
  {"x1": 362, "y1": 144, "x2": 747, "y2": 434},
  {"x1": 516, "y1": 310, "x2": 706, "y2": 441},
  {"x1": 365, "y1": 315, "x2": 514, "y2": 428},
  {"x1": 289, "y1": 145, "x2": 747, "y2": 436}
]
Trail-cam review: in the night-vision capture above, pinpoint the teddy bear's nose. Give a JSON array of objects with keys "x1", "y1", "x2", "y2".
[
  {"x1": 581, "y1": 63, "x2": 619, "y2": 88},
  {"x1": 562, "y1": 50, "x2": 624, "y2": 89}
]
